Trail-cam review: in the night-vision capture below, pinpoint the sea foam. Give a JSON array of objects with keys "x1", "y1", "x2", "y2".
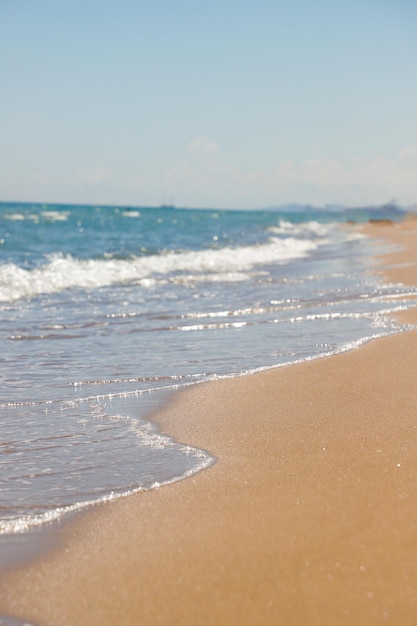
[{"x1": 0, "y1": 235, "x2": 324, "y2": 302}]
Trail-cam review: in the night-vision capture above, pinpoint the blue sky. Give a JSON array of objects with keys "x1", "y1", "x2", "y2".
[{"x1": 1, "y1": 0, "x2": 417, "y2": 208}]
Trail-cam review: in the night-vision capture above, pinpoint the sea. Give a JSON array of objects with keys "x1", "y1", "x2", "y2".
[{"x1": 1, "y1": 201, "x2": 416, "y2": 540}]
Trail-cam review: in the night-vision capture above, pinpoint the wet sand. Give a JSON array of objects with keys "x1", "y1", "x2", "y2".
[{"x1": 1, "y1": 218, "x2": 417, "y2": 626}]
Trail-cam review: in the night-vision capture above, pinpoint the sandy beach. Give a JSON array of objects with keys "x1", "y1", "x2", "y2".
[{"x1": 1, "y1": 218, "x2": 417, "y2": 626}]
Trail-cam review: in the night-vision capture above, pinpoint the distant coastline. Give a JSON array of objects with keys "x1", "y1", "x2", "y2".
[{"x1": 0, "y1": 199, "x2": 411, "y2": 219}]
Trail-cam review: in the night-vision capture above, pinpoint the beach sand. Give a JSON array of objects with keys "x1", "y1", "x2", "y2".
[{"x1": 1, "y1": 218, "x2": 417, "y2": 626}]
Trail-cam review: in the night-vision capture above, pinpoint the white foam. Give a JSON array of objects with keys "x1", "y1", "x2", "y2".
[
  {"x1": 0, "y1": 236, "x2": 322, "y2": 302},
  {"x1": 41, "y1": 210, "x2": 70, "y2": 221},
  {"x1": 179, "y1": 321, "x2": 248, "y2": 331},
  {"x1": 0, "y1": 450, "x2": 214, "y2": 535},
  {"x1": 3, "y1": 213, "x2": 26, "y2": 221},
  {"x1": 122, "y1": 210, "x2": 141, "y2": 218},
  {"x1": 268, "y1": 219, "x2": 333, "y2": 238},
  {"x1": 3, "y1": 213, "x2": 41, "y2": 223},
  {"x1": 3, "y1": 211, "x2": 69, "y2": 223}
]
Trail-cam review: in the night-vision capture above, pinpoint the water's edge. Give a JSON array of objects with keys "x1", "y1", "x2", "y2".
[
  {"x1": 2, "y1": 222, "x2": 416, "y2": 575},
  {"x1": 1, "y1": 320, "x2": 415, "y2": 575},
  {"x1": 0, "y1": 383, "x2": 214, "y2": 573}
]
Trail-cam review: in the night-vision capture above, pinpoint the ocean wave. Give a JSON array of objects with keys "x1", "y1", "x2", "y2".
[
  {"x1": 41, "y1": 210, "x2": 70, "y2": 221},
  {"x1": 0, "y1": 453, "x2": 214, "y2": 534},
  {"x1": 0, "y1": 236, "x2": 322, "y2": 302},
  {"x1": 122, "y1": 210, "x2": 141, "y2": 218},
  {"x1": 2, "y1": 210, "x2": 70, "y2": 223},
  {"x1": 3, "y1": 213, "x2": 39, "y2": 222},
  {"x1": 267, "y1": 219, "x2": 334, "y2": 238},
  {"x1": 0, "y1": 406, "x2": 215, "y2": 535}
]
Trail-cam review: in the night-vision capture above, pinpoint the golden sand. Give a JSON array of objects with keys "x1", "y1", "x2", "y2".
[{"x1": 1, "y1": 218, "x2": 417, "y2": 625}]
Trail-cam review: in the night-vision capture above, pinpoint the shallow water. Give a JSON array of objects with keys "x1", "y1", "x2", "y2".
[{"x1": 1, "y1": 202, "x2": 416, "y2": 534}]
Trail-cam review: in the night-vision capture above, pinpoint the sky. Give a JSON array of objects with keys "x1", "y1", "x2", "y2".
[{"x1": 1, "y1": 0, "x2": 417, "y2": 209}]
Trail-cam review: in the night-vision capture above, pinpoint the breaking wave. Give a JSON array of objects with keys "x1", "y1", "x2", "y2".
[{"x1": 0, "y1": 235, "x2": 324, "y2": 302}]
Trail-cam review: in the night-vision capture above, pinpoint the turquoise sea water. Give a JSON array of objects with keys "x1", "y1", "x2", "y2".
[{"x1": 0, "y1": 201, "x2": 415, "y2": 535}]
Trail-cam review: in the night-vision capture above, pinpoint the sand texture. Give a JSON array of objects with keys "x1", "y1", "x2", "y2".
[{"x1": 1, "y1": 218, "x2": 417, "y2": 626}]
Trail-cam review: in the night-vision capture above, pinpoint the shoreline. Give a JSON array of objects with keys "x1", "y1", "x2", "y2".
[{"x1": 1, "y1": 218, "x2": 417, "y2": 625}]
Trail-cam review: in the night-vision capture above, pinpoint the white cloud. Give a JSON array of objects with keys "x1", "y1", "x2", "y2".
[
  {"x1": 275, "y1": 159, "x2": 347, "y2": 187},
  {"x1": 186, "y1": 135, "x2": 220, "y2": 154},
  {"x1": 397, "y1": 144, "x2": 417, "y2": 160},
  {"x1": 72, "y1": 166, "x2": 114, "y2": 185},
  {"x1": 156, "y1": 147, "x2": 417, "y2": 208},
  {"x1": 3, "y1": 147, "x2": 417, "y2": 209}
]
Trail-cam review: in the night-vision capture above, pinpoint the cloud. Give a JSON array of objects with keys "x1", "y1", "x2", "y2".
[
  {"x1": 72, "y1": 166, "x2": 114, "y2": 185},
  {"x1": 157, "y1": 146, "x2": 417, "y2": 208},
  {"x1": 4, "y1": 146, "x2": 417, "y2": 209},
  {"x1": 397, "y1": 144, "x2": 417, "y2": 160},
  {"x1": 31, "y1": 166, "x2": 115, "y2": 187},
  {"x1": 186, "y1": 135, "x2": 220, "y2": 155}
]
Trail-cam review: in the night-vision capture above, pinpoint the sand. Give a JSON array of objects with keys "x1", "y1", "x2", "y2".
[{"x1": 1, "y1": 217, "x2": 417, "y2": 626}]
